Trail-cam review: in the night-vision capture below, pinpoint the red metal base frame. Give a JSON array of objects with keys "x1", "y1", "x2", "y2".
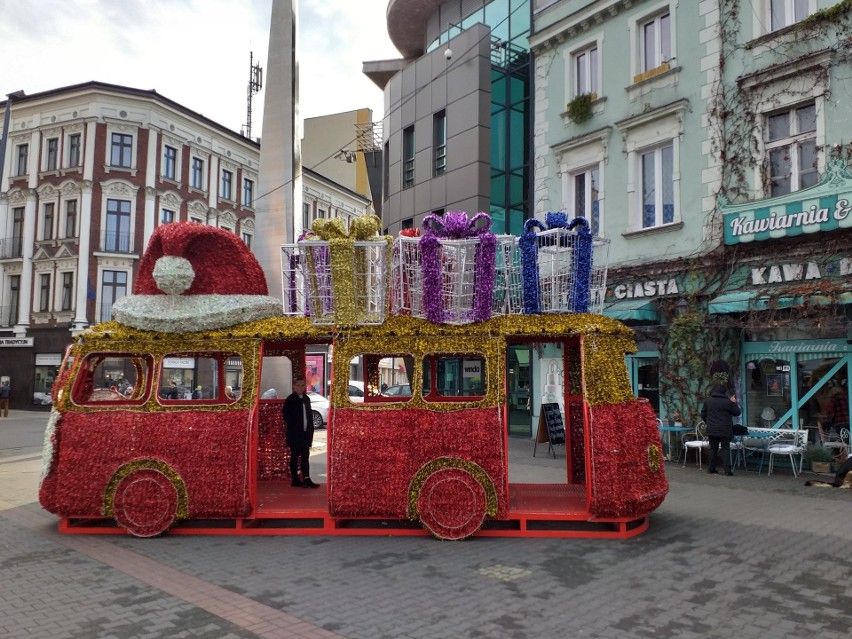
[{"x1": 57, "y1": 482, "x2": 650, "y2": 539}]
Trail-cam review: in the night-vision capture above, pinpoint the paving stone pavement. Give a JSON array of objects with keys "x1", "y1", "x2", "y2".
[{"x1": 2, "y1": 410, "x2": 851, "y2": 638}]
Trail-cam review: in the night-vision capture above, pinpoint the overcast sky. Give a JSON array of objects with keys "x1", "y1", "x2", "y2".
[{"x1": 0, "y1": 0, "x2": 399, "y2": 134}]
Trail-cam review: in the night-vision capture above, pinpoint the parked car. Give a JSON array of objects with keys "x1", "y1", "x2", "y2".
[
  {"x1": 382, "y1": 384, "x2": 412, "y2": 397},
  {"x1": 307, "y1": 392, "x2": 329, "y2": 429},
  {"x1": 348, "y1": 380, "x2": 365, "y2": 403}
]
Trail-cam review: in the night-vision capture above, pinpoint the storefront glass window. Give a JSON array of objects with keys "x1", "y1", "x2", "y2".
[
  {"x1": 33, "y1": 354, "x2": 62, "y2": 405},
  {"x1": 797, "y1": 356, "x2": 847, "y2": 434},
  {"x1": 744, "y1": 356, "x2": 792, "y2": 427}
]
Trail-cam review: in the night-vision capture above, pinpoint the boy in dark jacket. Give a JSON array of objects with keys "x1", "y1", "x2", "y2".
[{"x1": 700, "y1": 383, "x2": 742, "y2": 476}]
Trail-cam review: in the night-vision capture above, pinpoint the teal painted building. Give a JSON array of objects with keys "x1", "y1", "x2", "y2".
[{"x1": 530, "y1": 1, "x2": 852, "y2": 434}]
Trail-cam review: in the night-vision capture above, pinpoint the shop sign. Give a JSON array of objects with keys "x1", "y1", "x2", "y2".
[
  {"x1": 462, "y1": 360, "x2": 482, "y2": 378},
  {"x1": 0, "y1": 337, "x2": 34, "y2": 347},
  {"x1": 163, "y1": 357, "x2": 195, "y2": 369},
  {"x1": 766, "y1": 341, "x2": 846, "y2": 354},
  {"x1": 748, "y1": 257, "x2": 851, "y2": 285},
  {"x1": 35, "y1": 353, "x2": 62, "y2": 366},
  {"x1": 721, "y1": 158, "x2": 852, "y2": 245},
  {"x1": 612, "y1": 278, "x2": 678, "y2": 299}
]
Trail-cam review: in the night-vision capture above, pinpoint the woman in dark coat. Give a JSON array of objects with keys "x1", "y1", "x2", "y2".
[
  {"x1": 283, "y1": 377, "x2": 319, "y2": 488},
  {"x1": 700, "y1": 383, "x2": 742, "y2": 475}
]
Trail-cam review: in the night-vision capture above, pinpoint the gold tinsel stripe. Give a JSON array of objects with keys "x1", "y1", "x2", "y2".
[
  {"x1": 68, "y1": 314, "x2": 637, "y2": 411},
  {"x1": 648, "y1": 443, "x2": 662, "y2": 473}
]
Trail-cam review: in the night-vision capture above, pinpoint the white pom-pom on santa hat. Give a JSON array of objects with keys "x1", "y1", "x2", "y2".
[{"x1": 152, "y1": 256, "x2": 195, "y2": 295}]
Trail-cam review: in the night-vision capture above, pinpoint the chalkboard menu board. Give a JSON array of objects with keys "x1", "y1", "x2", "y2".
[{"x1": 541, "y1": 403, "x2": 566, "y2": 445}]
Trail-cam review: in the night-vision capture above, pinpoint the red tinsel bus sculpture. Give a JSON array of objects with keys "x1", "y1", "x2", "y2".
[{"x1": 39, "y1": 218, "x2": 667, "y2": 540}]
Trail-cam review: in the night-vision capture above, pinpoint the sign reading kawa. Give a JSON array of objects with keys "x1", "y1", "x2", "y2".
[{"x1": 720, "y1": 158, "x2": 852, "y2": 245}]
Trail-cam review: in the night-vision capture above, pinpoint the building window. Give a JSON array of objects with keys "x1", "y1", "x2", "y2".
[
  {"x1": 110, "y1": 133, "x2": 133, "y2": 168},
  {"x1": 770, "y1": 0, "x2": 810, "y2": 31},
  {"x1": 402, "y1": 125, "x2": 415, "y2": 189},
  {"x1": 16, "y1": 144, "x2": 28, "y2": 176},
  {"x1": 640, "y1": 143, "x2": 674, "y2": 229},
  {"x1": 766, "y1": 102, "x2": 817, "y2": 197},
  {"x1": 383, "y1": 140, "x2": 390, "y2": 201},
  {"x1": 7, "y1": 275, "x2": 20, "y2": 326},
  {"x1": 242, "y1": 232, "x2": 252, "y2": 247},
  {"x1": 39, "y1": 274, "x2": 51, "y2": 312},
  {"x1": 190, "y1": 216, "x2": 204, "y2": 224},
  {"x1": 640, "y1": 12, "x2": 671, "y2": 73},
  {"x1": 221, "y1": 170, "x2": 233, "y2": 200},
  {"x1": 573, "y1": 45, "x2": 599, "y2": 97},
  {"x1": 318, "y1": 208, "x2": 326, "y2": 219},
  {"x1": 64, "y1": 200, "x2": 77, "y2": 238},
  {"x1": 11, "y1": 208, "x2": 24, "y2": 257},
  {"x1": 242, "y1": 178, "x2": 254, "y2": 207},
  {"x1": 104, "y1": 199, "x2": 131, "y2": 252},
  {"x1": 191, "y1": 157, "x2": 204, "y2": 189},
  {"x1": 42, "y1": 203, "x2": 55, "y2": 241},
  {"x1": 161, "y1": 209, "x2": 175, "y2": 224},
  {"x1": 46, "y1": 138, "x2": 59, "y2": 171},
  {"x1": 302, "y1": 202, "x2": 311, "y2": 229},
  {"x1": 68, "y1": 133, "x2": 81, "y2": 167},
  {"x1": 433, "y1": 111, "x2": 447, "y2": 177},
  {"x1": 61, "y1": 272, "x2": 74, "y2": 311},
  {"x1": 163, "y1": 145, "x2": 177, "y2": 180},
  {"x1": 572, "y1": 167, "x2": 601, "y2": 236},
  {"x1": 100, "y1": 270, "x2": 128, "y2": 322}
]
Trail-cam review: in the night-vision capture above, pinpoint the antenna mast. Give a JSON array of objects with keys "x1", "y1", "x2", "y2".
[{"x1": 244, "y1": 52, "x2": 263, "y2": 139}]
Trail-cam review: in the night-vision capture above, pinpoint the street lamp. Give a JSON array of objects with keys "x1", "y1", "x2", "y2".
[{"x1": 0, "y1": 90, "x2": 27, "y2": 187}]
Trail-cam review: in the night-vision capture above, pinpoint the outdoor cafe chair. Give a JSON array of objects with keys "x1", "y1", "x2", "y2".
[
  {"x1": 681, "y1": 421, "x2": 708, "y2": 469},
  {"x1": 766, "y1": 430, "x2": 808, "y2": 477},
  {"x1": 742, "y1": 430, "x2": 776, "y2": 473},
  {"x1": 821, "y1": 425, "x2": 849, "y2": 461},
  {"x1": 730, "y1": 425, "x2": 749, "y2": 470}
]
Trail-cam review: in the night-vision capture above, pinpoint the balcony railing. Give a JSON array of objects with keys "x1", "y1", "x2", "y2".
[
  {"x1": 100, "y1": 231, "x2": 132, "y2": 254},
  {"x1": 0, "y1": 236, "x2": 24, "y2": 259}
]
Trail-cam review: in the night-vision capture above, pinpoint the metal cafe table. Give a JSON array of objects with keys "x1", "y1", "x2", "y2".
[{"x1": 658, "y1": 423, "x2": 692, "y2": 462}]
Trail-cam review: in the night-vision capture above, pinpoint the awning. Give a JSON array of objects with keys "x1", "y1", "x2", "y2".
[
  {"x1": 709, "y1": 289, "x2": 852, "y2": 314},
  {"x1": 602, "y1": 298, "x2": 660, "y2": 321}
]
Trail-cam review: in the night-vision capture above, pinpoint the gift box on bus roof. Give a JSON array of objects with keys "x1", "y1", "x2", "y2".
[
  {"x1": 280, "y1": 237, "x2": 314, "y2": 317},
  {"x1": 518, "y1": 213, "x2": 609, "y2": 314},
  {"x1": 291, "y1": 215, "x2": 392, "y2": 326},
  {"x1": 392, "y1": 212, "x2": 508, "y2": 325}
]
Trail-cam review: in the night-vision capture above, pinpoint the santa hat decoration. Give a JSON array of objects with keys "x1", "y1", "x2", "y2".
[{"x1": 112, "y1": 223, "x2": 281, "y2": 332}]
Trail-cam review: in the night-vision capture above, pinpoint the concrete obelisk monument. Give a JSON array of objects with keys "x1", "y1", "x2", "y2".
[
  {"x1": 254, "y1": 0, "x2": 302, "y2": 301},
  {"x1": 254, "y1": 0, "x2": 302, "y2": 394}
]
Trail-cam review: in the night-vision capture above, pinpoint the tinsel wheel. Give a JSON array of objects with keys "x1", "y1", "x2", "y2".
[
  {"x1": 111, "y1": 468, "x2": 180, "y2": 537},
  {"x1": 416, "y1": 467, "x2": 487, "y2": 540}
]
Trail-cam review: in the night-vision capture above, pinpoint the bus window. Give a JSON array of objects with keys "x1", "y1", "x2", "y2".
[
  {"x1": 425, "y1": 355, "x2": 486, "y2": 399},
  {"x1": 359, "y1": 354, "x2": 414, "y2": 402},
  {"x1": 159, "y1": 353, "x2": 240, "y2": 403},
  {"x1": 73, "y1": 354, "x2": 151, "y2": 404}
]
